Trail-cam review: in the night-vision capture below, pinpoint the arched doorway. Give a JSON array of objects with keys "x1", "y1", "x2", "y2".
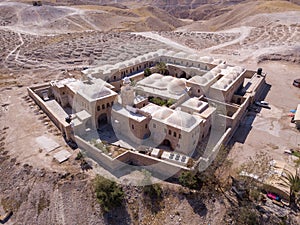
[
  {"x1": 179, "y1": 71, "x2": 187, "y2": 78},
  {"x1": 159, "y1": 139, "x2": 173, "y2": 151},
  {"x1": 98, "y1": 113, "x2": 108, "y2": 128}
]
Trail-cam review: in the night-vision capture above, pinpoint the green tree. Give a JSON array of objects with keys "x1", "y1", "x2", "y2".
[
  {"x1": 155, "y1": 62, "x2": 168, "y2": 75},
  {"x1": 144, "y1": 68, "x2": 152, "y2": 77},
  {"x1": 280, "y1": 170, "x2": 300, "y2": 209},
  {"x1": 93, "y1": 175, "x2": 124, "y2": 212}
]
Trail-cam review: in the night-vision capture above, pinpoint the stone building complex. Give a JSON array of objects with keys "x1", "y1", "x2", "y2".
[{"x1": 28, "y1": 49, "x2": 266, "y2": 175}]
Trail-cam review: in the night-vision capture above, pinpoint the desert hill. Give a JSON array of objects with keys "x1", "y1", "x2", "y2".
[{"x1": 0, "y1": 1, "x2": 185, "y2": 34}]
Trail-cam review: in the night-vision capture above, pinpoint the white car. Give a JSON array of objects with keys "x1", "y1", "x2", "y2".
[{"x1": 255, "y1": 101, "x2": 269, "y2": 107}]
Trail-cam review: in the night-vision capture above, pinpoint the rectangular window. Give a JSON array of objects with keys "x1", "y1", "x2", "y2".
[
  {"x1": 97, "y1": 106, "x2": 100, "y2": 111},
  {"x1": 107, "y1": 103, "x2": 110, "y2": 108},
  {"x1": 169, "y1": 130, "x2": 171, "y2": 135},
  {"x1": 173, "y1": 131, "x2": 176, "y2": 137},
  {"x1": 179, "y1": 134, "x2": 181, "y2": 139},
  {"x1": 102, "y1": 104, "x2": 105, "y2": 109},
  {"x1": 132, "y1": 124, "x2": 134, "y2": 130},
  {"x1": 145, "y1": 124, "x2": 148, "y2": 129}
]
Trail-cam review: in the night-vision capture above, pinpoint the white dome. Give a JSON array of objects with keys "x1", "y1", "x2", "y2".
[
  {"x1": 151, "y1": 73, "x2": 163, "y2": 79},
  {"x1": 188, "y1": 54, "x2": 198, "y2": 60},
  {"x1": 219, "y1": 63, "x2": 227, "y2": 69},
  {"x1": 211, "y1": 67, "x2": 221, "y2": 74},
  {"x1": 153, "y1": 108, "x2": 173, "y2": 120},
  {"x1": 190, "y1": 76, "x2": 207, "y2": 84},
  {"x1": 143, "y1": 77, "x2": 155, "y2": 84},
  {"x1": 162, "y1": 76, "x2": 174, "y2": 82},
  {"x1": 166, "y1": 50, "x2": 176, "y2": 57},
  {"x1": 204, "y1": 72, "x2": 214, "y2": 80},
  {"x1": 168, "y1": 79, "x2": 186, "y2": 95},
  {"x1": 200, "y1": 56, "x2": 213, "y2": 63},
  {"x1": 167, "y1": 111, "x2": 197, "y2": 128},
  {"x1": 154, "y1": 80, "x2": 168, "y2": 88},
  {"x1": 187, "y1": 98, "x2": 203, "y2": 108},
  {"x1": 174, "y1": 52, "x2": 187, "y2": 58}
]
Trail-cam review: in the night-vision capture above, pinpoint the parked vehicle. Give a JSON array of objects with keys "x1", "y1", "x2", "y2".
[
  {"x1": 293, "y1": 79, "x2": 300, "y2": 88},
  {"x1": 267, "y1": 192, "x2": 281, "y2": 201},
  {"x1": 255, "y1": 101, "x2": 270, "y2": 108}
]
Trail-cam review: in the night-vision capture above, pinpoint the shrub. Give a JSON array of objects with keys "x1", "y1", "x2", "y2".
[
  {"x1": 144, "y1": 68, "x2": 152, "y2": 77},
  {"x1": 143, "y1": 183, "x2": 162, "y2": 199},
  {"x1": 75, "y1": 152, "x2": 83, "y2": 160},
  {"x1": 93, "y1": 175, "x2": 124, "y2": 212},
  {"x1": 179, "y1": 171, "x2": 199, "y2": 189}
]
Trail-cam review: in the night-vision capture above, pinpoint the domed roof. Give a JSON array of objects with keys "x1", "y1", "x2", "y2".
[
  {"x1": 168, "y1": 79, "x2": 186, "y2": 95},
  {"x1": 162, "y1": 76, "x2": 174, "y2": 82},
  {"x1": 167, "y1": 111, "x2": 197, "y2": 128},
  {"x1": 232, "y1": 66, "x2": 244, "y2": 73},
  {"x1": 200, "y1": 56, "x2": 213, "y2": 63},
  {"x1": 211, "y1": 67, "x2": 221, "y2": 74},
  {"x1": 187, "y1": 98, "x2": 203, "y2": 108},
  {"x1": 204, "y1": 72, "x2": 214, "y2": 80},
  {"x1": 102, "y1": 64, "x2": 113, "y2": 71},
  {"x1": 219, "y1": 63, "x2": 227, "y2": 69},
  {"x1": 174, "y1": 52, "x2": 187, "y2": 58},
  {"x1": 143, "y1": 77, "x2": 155, "y2": 85},
  {"x1": 151, "y1": 73, "x2": 163, "y2": 79},
  {"x1": 154, "y1": 80, "x2": 168, "y2": 88},
  {"x1": 88, "y1": 87, "x2": 111, "y2": 99},
  {"x1": 153, "y1": 108, "x2": 173, "y2": 120},
  {"x1": 166, "y1": 50, "x2": 176, "y2": 56},
  {"x1": 227, "y1": 72, "x2": 238, "y2": 79},
  {"x1": 147, "y1": 53, "x2": 154, "y2": 59},
  {"x1": 188, "y1": 54, "x2": 198, "y2": 60},
  {"x1": 190, "y1": 76, "x2": 208, "y2": 84}
]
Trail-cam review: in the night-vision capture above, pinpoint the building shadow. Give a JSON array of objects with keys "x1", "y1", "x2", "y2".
[
  {"x1": 103, "y1": 204, "x2": 131, "y2": 225},
  {"x1": 184, "y1": 192, "x2": 208, "y2": 217},
  {"x1": 228, "y1": 83, "x2": 271, "y2": 145}
]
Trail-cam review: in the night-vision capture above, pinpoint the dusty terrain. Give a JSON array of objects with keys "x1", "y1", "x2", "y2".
[{"x1": 0, "y1": 0, "x2": 300, "y2": 224}]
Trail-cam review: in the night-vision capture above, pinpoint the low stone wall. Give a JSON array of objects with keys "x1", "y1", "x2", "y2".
[
  {"x1": 27, "y1": 86, "x2": 72, "y2": 140},
  {"x1": 75, "y1": 135, "x2": 189, "y2": 178}
]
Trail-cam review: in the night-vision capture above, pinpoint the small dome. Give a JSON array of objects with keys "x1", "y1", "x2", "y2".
[
  {"x1": 211, "y1": 67, "x2": 221, "y2": 74},
  {"x1": 166, "y1": 50, "x2": 176, "y2": 56},
  {"x1": 143, "y1": 77, "x2": 155, "y2": 85},
  {"x1": 168, "y1": 79, "x2": 186, "y2": 95},
  {"x1": 187, "y1": 98, "x2": 203, "y2": 108},
  {"x1": 167, "y1": 111, "x2": 197, "y2": 128},
  {"x1": 190, "y1": 76, "x2": 207, "y2": 84},
  {"x1": 204, "y1": 72, "x2": 214, "y2": 80},
  {"x1": 200, "y1": 56, "x2": 213, "y2": 63},
  {"x1": 123, "y1": 77, "x2": 131, "y2": 84},
  {"x1": 174, "y1": 52, "x2": 187, "y2": 58},
  {"x1": 162, "y1": 76, "x2": 174, "y2": 82},
  {"x1": 219, "y1": 63, "x2": 227, "y2": 69},
  {"x1": 154, "y1": 80, "x2": 168, "y2": 88},
  {"x1": 151, "y1": 73, "x2": 163, "y2": 79},
  {"x1": 188, "y1": 54, "x2": 198, "y2": 60}
]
